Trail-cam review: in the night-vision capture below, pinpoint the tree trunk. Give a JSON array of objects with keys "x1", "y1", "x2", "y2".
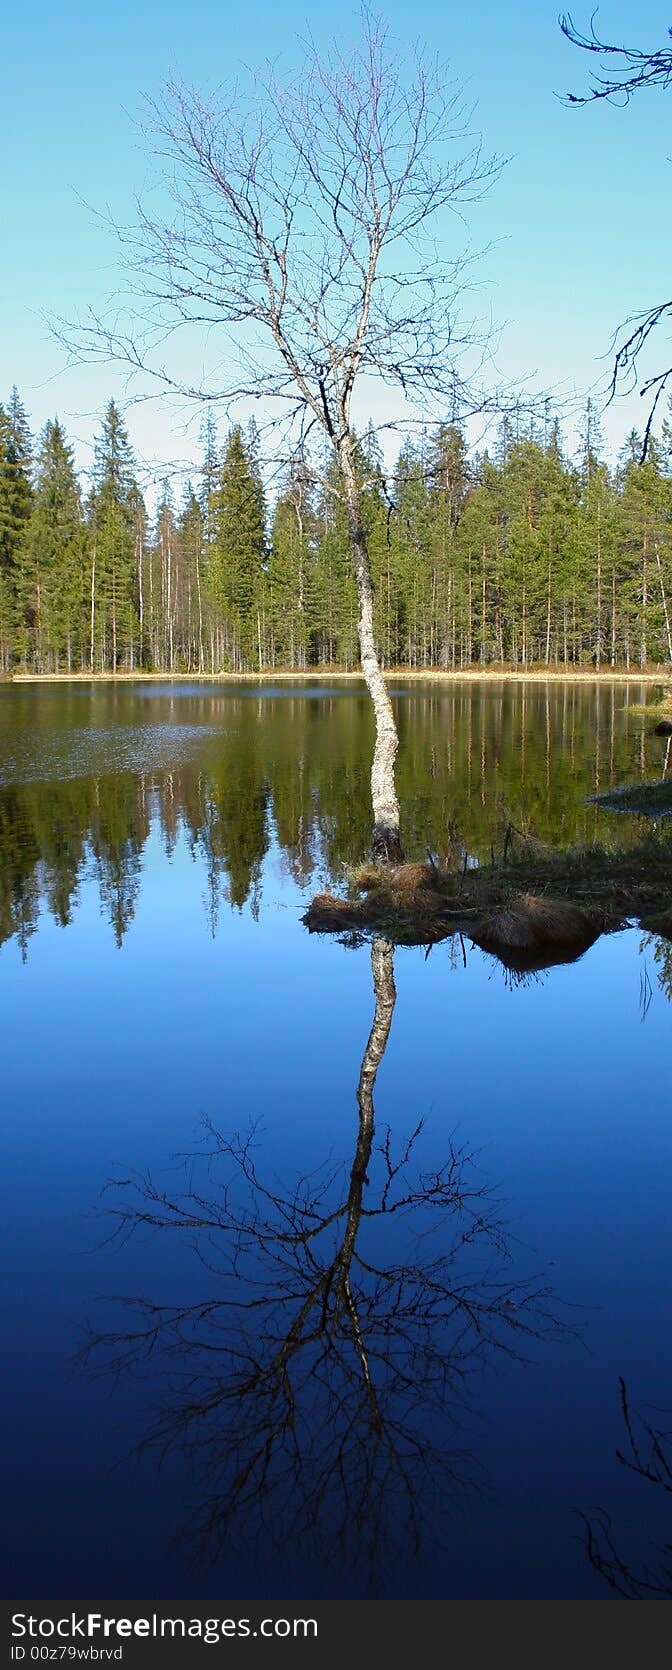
[
  {"x1": 641, "y1": 534, "x2": 648, "y2": 670},
  {"x1": 654, "y1": 540, "x2": 672, "y2": 665},
  {"x1": 545, "y1": 554, "x2": 552, "y2": 667},
  {"x1": 138, "y1": 531, "x2": 144, "y2": 665},
  {"x1": 196, "y1": 547, "x2": 204, "y2": 672},
  {"x1": 611, "y1": 569, "x2": 617, "y2": 669},
  {"x1": 595, "y1": 500, "x2": 602, "y2": 673},
  {"x1": 90, "y1": 541, "x2": 96, "y2": 673},
  {"x1": 340, "y1": 439, "x2": 403, "y2": 862}
]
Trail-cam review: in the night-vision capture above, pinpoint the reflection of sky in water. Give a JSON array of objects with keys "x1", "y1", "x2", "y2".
[
  {"x1": 0, "y1": 724, "x2": 224, "y2": 784},
  {"x1": 1, "y1": 681, "x2": 671, "y2": 1600},
  {"x1": 131, "y1": 681, "x2": 356, "y2": 700}
]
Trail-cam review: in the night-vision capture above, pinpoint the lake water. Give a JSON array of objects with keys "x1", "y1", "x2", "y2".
[{"x1": 2, "y1": 677, "x2": 671, "y2": 1601}]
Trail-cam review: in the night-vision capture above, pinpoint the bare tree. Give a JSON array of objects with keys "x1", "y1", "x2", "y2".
[
  {"x1": 83, "y1": 938, "x2": 565, "y2": 1575},
  {"x1": 68, "y1": 12, "x2": 501, "y2": 860},
  {"x1": 561, "y1": 14, "x2": 672, "y2": 455}
]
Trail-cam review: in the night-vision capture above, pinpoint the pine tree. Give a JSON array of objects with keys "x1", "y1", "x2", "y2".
[
  {"x1": 426, "y1": 424, "x2": 471, "y2": 667},
  {"x1": 312, "y1": 447, "x2": 358, "y2": 666},
  {"x1": 616, "y1": 434, "x2": 669, "y2": 668},
  {"x1": 89, "y1": 400, "x2": 140, "y2": 670},
  {"x1": 0, "y1": 389, "x2": 32, "y2": 666},
  {"x1": 390, "y1": 441, "x2": 433, "y2": 666},
  {"x1": 151, "y1": 483, "x2": 178, "y2": 670},
  {"x1": 16, "y1": 418, "x2": 85, "y2": 670},
  {"x1": 199, "y1": 411, "x2": 220, "y2": 546},
  {"x1": 179, "y1": 484, "x2": 207, "y2": 671},
  {"x1": 267, "y1": 460, "x2": 317, "y2": 669},
  {"x1": 209, "y1": 425, "x2": 267, "y2": 670}
]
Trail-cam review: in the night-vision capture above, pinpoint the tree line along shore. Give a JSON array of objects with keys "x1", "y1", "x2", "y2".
[
  {"x1": 3, "y1": 387, "x2": 672, "y2": 681},
  {"x1": 5, "y1": 670, "x2": 671, "y2": 685}
]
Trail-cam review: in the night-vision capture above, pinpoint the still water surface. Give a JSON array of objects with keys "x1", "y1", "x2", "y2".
[{"x1": 1, "y1": 679, "x2": 671, "y2": 1600}]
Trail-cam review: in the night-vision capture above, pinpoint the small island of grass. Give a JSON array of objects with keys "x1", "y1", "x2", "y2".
[{"x1": 304, "y1": 824, "x2": 672, "y2": 972}]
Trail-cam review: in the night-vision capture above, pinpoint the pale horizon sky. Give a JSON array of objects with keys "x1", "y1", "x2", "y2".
[{"x1": 4, "y1": 0, "x2": 672, "y2": 494}]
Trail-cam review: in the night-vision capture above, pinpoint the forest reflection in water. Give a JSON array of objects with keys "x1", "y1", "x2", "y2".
[
  {"x1": 84, "y1": 937, "x2": 570, "y2": 1581},
  {"x1": 0, "y1": 677, "x2": 669, "y2": 956},
  {"x1": 3, "y1": 680, "x2": 672, "y2": 1597}
]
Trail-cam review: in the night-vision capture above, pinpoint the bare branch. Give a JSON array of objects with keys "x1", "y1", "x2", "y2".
[
  {"x1": 561, "y1": 14, "x2": 672, "y2": 456},
  {"x1": 560, "y1": 13, "x2": 672, "y2": 104}
]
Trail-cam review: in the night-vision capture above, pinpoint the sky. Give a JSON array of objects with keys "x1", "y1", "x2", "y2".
[{"x1": 4, "y1": 0, "x2": 672, "y2": 493}]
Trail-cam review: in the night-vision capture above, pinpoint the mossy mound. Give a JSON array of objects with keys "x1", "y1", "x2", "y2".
[{"x1": 591, "y1": 780, "x2": 672, "y2": 817}]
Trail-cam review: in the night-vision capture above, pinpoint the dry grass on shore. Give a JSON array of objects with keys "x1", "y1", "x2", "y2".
[{"x1": 7, "y1": 666, "x2": 672, "y2": 687}]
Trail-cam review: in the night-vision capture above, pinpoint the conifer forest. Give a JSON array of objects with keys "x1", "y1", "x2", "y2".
[{"x1": 4, "y1": 385, "x2": 672, "y2": 678}]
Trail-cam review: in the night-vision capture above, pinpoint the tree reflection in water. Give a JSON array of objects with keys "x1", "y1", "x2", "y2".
[
  {"x1": 86, "y1": 938, "x2": 568, "y2": 1576},
  {"x1": 581, "y1": 1380, "x2": 672, "y2": 1598}
]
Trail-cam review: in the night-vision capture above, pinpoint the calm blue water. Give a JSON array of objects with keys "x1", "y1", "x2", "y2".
[{"x1": 1, "y1": 679, "x2": 671, "y2": 1600}]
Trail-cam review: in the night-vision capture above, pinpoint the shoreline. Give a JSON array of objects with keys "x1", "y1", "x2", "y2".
[{"x1": 5, "y1": 668, "x2": 671, "y2": 687}]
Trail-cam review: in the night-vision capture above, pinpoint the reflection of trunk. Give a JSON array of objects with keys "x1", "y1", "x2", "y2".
[
  {"x1": 336, "y1": 938, "x2": 396, "y2": 1423},
  {"x1": 340, "y1": 438, "x2": 403, "y2": 863},
  {"x1": 85, "y1": 926, "x2": 562, "y2": 1569},
  {"x1": 342, "y1": 939, "x2": 396, "y2": 1266}
]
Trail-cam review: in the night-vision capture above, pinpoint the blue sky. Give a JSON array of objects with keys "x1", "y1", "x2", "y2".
[{"x1": 4, "y1": 0, "x2": 672, "y2": 487}]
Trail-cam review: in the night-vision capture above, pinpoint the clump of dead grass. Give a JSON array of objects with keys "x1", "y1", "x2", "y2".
[{"x1": 469, "y1": 892, "x2": 601, "y2": 972}]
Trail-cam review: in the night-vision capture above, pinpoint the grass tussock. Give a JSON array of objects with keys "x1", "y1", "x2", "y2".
[
  {"x1": 468, "y1": 893, "x2": 601, "y2": 972},
  {"x1": 356, "y1": 861, "x2": 448, "y2": 909}
]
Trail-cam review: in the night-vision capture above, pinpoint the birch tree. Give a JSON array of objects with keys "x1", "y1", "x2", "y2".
[{"x1": 70, "y1": 13, "x2": 499, "y2": 860}]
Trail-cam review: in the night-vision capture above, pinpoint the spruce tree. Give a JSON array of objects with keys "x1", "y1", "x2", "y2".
[
  {"x1": 268, "y1": 460, "x2": 317, "y2": 669},
  {"x1": 209, "y1": 426, "x2": 266, "y2": 670},
  {"x1": 0, "y1": 388, "x2": 33, "y2": 567},
  {"x1": 0, "y1": 389, "x2": 32, "y2": 665},
  {"x1": 179, "y1": 484, "x2": 207, "y2": 671},
  {"x1": 89, "y1": 400, "x2": 140, "y2": 670},
  {"x1": 17, "y1": 418, "x2": 84, "y2": 670}
]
